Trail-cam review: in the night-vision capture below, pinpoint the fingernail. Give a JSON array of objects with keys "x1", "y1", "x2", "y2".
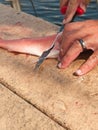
[
  {"x1": 63, "y1": 19, "x2": 66, "y2": 24},
  {"x1": 58, "y1": 63, "x2": 62, "y2": 68},
  {"x1": 74, "y1": 69, "x2": 83, "y2": 76}
]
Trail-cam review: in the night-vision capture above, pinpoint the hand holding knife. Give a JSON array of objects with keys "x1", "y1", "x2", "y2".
[
  {"x1": 60, "y1": 6, "x2": 85, "y2": 15},
  {"x1": 34, "y1": 25, "x2": 64, "y2": 70},
  {"x1": 34, "y1": 5, "x2": 86, "y2": 70}
]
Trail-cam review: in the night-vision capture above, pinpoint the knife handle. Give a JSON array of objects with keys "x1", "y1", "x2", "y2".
[
  {"x1": 60, "y1": 6, "x2": 84, "y2": 15},
  {"x1": 60, "y1": 0, "x2": 90, "y2": 15}
]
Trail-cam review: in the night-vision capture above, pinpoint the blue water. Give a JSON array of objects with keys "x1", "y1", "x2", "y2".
[
  {"x1": 0, "y1": 0, "x2": 63, "y2": 25},
  {"x1": 0, "y1": 0, "x2": 98, "y2": 25}
]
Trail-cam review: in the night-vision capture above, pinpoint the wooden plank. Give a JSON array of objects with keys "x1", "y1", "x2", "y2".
[
  {"x1": 0, "y1": 83, "x2": 65, "y2": 130},
  {"x1": 0, "y1": 4, "x2": 58, "y2": 37},
  {"x1": 0, "y1": 4, "x2": 98, "y2": 130}
]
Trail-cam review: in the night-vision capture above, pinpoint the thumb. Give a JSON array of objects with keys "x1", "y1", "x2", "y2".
[{"x1": 63, "y1": 0, "x2": 80, "y2": 24}]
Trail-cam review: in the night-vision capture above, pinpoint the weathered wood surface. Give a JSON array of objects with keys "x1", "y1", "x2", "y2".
[
  {"x1": 0, "y1": 83, "x2": 65, "y2": 130},
  {"x1": 0, "y1": 4, "x2": 98, "y2": 130}
]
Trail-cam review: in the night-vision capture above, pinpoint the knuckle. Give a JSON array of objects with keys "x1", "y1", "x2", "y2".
[{"x1": 64, "y1": 23, "x2": 73, "y2": 31}]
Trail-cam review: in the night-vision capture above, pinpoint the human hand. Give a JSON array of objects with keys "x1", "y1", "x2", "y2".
[
  {"x1": 58, "y1": 20, "x2": 98, "y2": 76},
  {"x1": 60, "y1": 0, "x2": 90, "y2": 23}
]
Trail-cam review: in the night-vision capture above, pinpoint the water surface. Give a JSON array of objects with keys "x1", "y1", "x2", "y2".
[{"x1": 0, "y1": 0, "x2": 98, "y2": 25}]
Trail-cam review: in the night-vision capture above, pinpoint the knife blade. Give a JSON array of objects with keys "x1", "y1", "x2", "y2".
[{"x1": 34, "y1": 24, "x2": 64, "y2": 70}]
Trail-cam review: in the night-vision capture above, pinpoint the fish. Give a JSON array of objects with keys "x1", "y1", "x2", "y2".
[{"x1": 0, "y1": 33, "x2": 61, "y2": 59}]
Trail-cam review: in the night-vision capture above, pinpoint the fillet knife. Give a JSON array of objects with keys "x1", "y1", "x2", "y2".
[{"x1": 34, "y1": 25, "x2": 64, "y2": 70}]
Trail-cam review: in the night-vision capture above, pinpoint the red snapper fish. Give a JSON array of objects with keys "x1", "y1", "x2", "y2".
[{"x1": 0, "y1": 34, "x2": 61, "y2": 58}]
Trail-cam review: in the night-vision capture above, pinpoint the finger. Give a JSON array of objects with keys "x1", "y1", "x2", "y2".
[
  {"x1": 74, "y1": 50, "x2": 98, "y2": 76},
  {"x1": 63, "y1": 0, "x2": 79, "y2": 23},
  {"x1": 79, "y1": 0, "x2": 88, "y2": 12},
  {"x1": 59, "y1": 31, "x2": 76, "y2": 59},
  {"x1": 63, "y1": 21, "x2": 84, "y2": 32},
  {"x1": 60, "y1": 0, "x2": 68, "y2": 8},
  {"x1": 79, "y1": 3, "x2": 86, "y2": 13},
  {"x1": 79, "y1": 0, "x2": 90, "y2": 13},
  {"x1": 59, "y1": 26, "x2": 88, "y2": 58},
  {"x1": 58, "y1": 40, "x2": 83, "y2": 69}
]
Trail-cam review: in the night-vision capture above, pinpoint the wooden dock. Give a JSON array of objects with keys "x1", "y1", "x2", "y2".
[{"x1": 0, "y1": 4, "x2": 97, "y2": 130}]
